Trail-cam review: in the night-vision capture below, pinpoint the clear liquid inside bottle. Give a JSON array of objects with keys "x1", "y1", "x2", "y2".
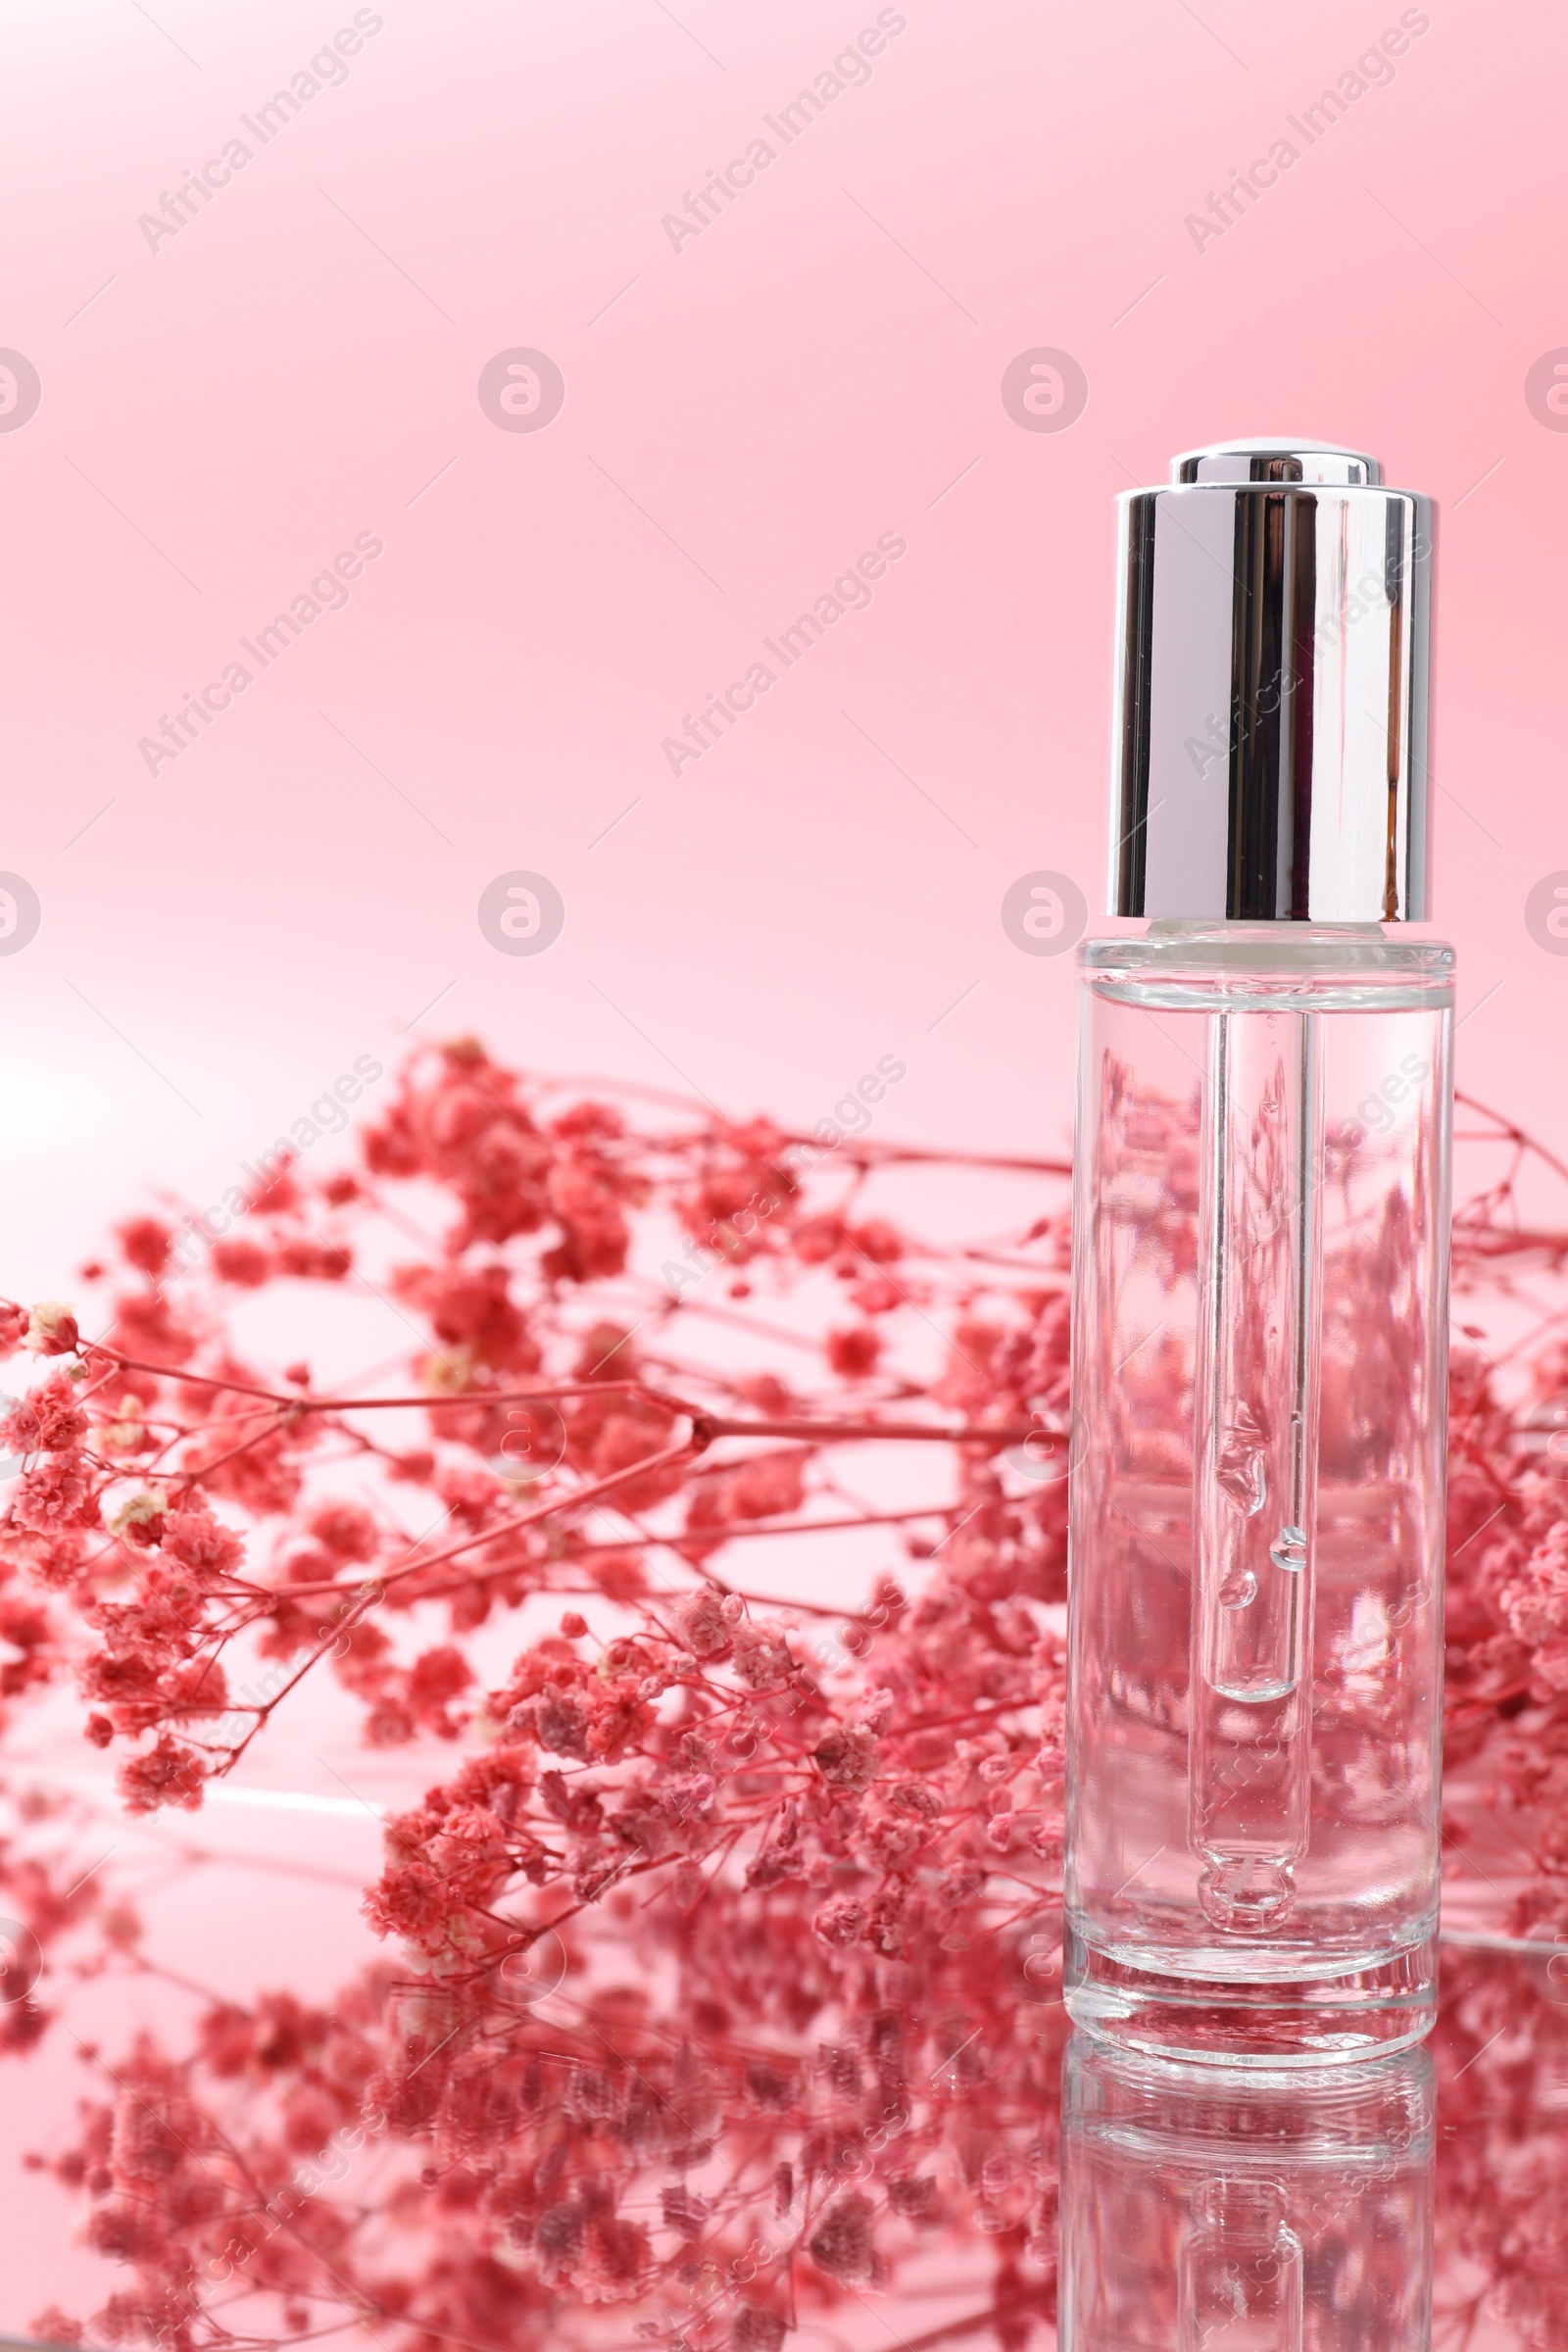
[{"x1": 1063, "y1": 922, "x2": 1453, "y2": 2064}]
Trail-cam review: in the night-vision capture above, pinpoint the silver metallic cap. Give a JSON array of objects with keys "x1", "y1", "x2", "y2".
[{"x1": 1110, "y1": 439, "x2": 1433, "y2": 919}]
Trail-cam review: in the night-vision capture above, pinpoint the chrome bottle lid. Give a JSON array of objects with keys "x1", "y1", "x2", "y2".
[{"x1": 1110, "y1": 439, "x2": 1433, "y2": 920}]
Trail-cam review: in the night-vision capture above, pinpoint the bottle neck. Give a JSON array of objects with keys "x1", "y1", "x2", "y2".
[
  {"x1": 1081, "y1": 919, "x2": 1455, "y2": 991},
  {"x1": 1146, "y1": 918, "x2": 1389, "y2": 940}
]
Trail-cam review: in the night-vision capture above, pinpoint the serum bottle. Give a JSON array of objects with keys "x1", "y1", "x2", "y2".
[{"x1": 1063, "y1": 442, "x2": 1453, "y2": 2063}]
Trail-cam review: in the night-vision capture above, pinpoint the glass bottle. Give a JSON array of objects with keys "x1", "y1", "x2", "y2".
[
  {"x1": 1063, "y1": 444, "x2": 1453, "y2": 2063},
  {"x1": 1058, "y1": 2032, "x2": 1435, "y2": 2348}
]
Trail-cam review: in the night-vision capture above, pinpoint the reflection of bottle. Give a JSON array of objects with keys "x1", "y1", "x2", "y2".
[
  {"x1": 1179, "y1": 2177, "x2": 1302, "y2": 2352},
  {"x1": 1059, "y1": 2032, "x2": 1434, "y2": 2349},
  {"x1": 1064, "y1": 445, "x2": 1453, "y2": 2061}
]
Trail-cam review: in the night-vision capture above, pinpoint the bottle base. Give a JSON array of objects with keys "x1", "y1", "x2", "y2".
[{"x1": 1063, "y1": 1919, "x2": 1438, "y2": 2068}]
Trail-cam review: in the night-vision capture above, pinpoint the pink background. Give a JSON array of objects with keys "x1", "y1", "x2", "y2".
[
  {"x1": 0, "y1": 0, "x2": 1563, "y2": 2329},
  {"x1": 2, "y1": 0, "x2": 1565, "y2": 1304}
]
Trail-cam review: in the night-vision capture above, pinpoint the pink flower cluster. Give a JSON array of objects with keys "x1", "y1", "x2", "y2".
[{"x1": 0, "y1": 1052, "x2": 1563, "y2": 2347}]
